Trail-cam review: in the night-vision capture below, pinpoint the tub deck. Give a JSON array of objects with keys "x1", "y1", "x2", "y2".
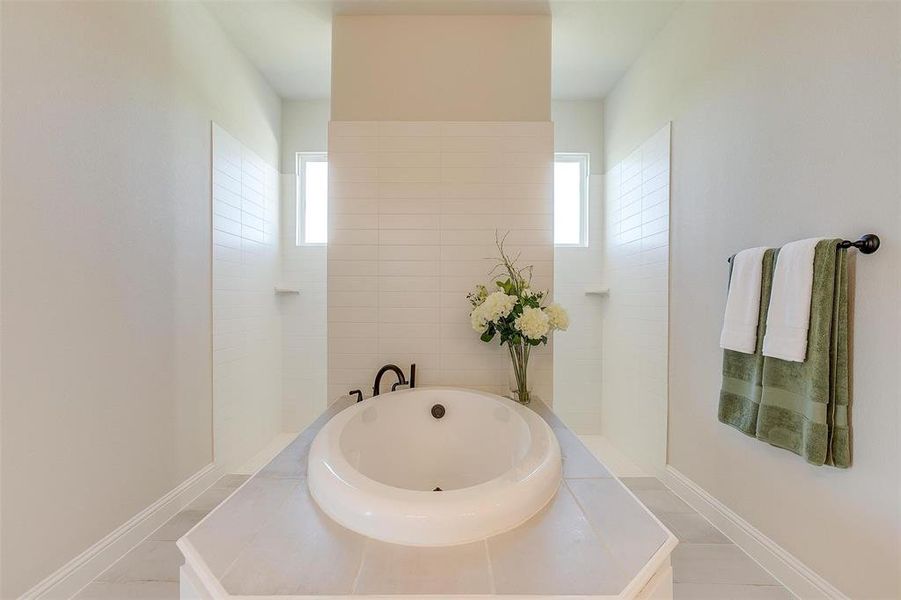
[{"x1": 178, "y1": 396, "x2": 677, "y2": 599}]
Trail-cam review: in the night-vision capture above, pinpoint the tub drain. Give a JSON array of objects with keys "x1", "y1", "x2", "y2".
[{"x1": 433, "y1": 486, "x2": 442, "y2": 492}]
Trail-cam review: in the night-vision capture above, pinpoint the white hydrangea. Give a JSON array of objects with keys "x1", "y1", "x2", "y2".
[
  {"x1": 515, "y1": 306, "x2": 550, "y2": 340},
  {"x1": 544, "y1": 303, "x2": 570, "y2": 331},
  {"x1": 470, "y1": 304, "x2": 489, "y2": 333},
  {"x1": 480, "y1": 291, "x2": 517, "y2": 322}
]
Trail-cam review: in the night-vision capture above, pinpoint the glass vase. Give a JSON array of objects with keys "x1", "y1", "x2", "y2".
[{"x1": 507, "y1": 341, "x2": 532, "y2": 405}]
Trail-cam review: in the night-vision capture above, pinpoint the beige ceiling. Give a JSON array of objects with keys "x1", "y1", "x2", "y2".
[{"x1": 204, "y1": 0, "x2": 680, "y2": 100}]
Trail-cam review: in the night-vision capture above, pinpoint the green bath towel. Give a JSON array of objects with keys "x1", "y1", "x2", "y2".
[
  {"x1": 718, "y1": 240, "x2": 851, "y2": 468},
  {"x1": 756, "y1": 239, "x2": 850, "y2": 467},
  {"x1": 718, "y1": 249, "x2": 776, "y2": 436}
]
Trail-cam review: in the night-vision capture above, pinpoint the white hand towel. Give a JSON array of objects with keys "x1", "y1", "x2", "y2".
[
  {"x1": 762, "y1": 237, "x2": 824, "y2": 362},
  {"x1": 720, "y1": 247, "x2": 768, "y2": 353}
]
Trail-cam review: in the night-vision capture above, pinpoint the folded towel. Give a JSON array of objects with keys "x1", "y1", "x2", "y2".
[
  {"x1": 757, "y1": 239, "x2": 850, "y2": 467},
  {"x1": 718, "y1": 249, "x2": 776, "y2": 435},
  {"x1": 762, "y1": 237, "x2": 824, "y2": 362},
  {"x1": 720, "y1": 247, "x2": 769, "y2": 353}
]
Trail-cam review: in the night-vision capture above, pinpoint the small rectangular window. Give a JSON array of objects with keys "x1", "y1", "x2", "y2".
[
  {"x1": 554, "y1": 153, "x2": 589, "y2": 247},
  {"x1": 296, "y1": 152, "x2": 328, "y2": 245}
]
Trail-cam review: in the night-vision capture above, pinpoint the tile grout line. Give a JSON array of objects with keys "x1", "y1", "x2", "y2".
[
  {"x1": 561, "y1": 479, "x2": 634, "y2": 585},
  {"x1": 482, "y1": 539, "x2": 497, "y2": 595},
  {"x1": 349, "y1": 537, "x2": 370, "y2": 594}
]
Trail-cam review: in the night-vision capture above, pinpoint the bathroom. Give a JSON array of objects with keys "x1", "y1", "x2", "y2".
[{"x1": 1, "y1": 1, "x2": 899, "y2": 599}]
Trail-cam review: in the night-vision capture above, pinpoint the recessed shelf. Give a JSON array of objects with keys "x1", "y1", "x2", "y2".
[{"x1": 584, "y1": 287, "x2": 610, "y2": 297}]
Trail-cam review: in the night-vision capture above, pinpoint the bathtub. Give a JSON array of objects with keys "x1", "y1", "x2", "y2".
[{"x1": 307, "y1": 387, "x2": 562, "y2": 546}]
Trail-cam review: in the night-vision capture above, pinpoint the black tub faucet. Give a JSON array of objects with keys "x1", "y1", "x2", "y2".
[{"x1": 372, "y1": 363, "x2": 416, "y2": 397}]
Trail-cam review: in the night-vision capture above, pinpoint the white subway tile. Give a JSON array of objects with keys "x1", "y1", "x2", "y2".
[
  {"x1": 329, "y1": 167, "x2": 379, "y2": 183},
  {"x1": 379, "y1": 229, "x2": 440, "y2": 246},
  {"x1": 330, "y1": 181, "x2": 379, "y2": 199},
  {"x1": 330, "y1": 121, "x2": 379, "y2": 137},
  {"x1": 378, "y1": 245, "x2": 441, "y2": 261},
  {"x1": 379, "y1": 199, "x2": 442, "y2": 215},
  {"x1": 377, "y1": 136, "x2": 442, "y2": 153},
  {"x1": 377, "y1": 152, "x2": 442, "y2": 168},
  {"x1": 378, "y1": 181, "x2": 442, "y2": 199},
  {"x1": 378, "y1": 122, "x2": 444, "y2": 137},
  {"x1": 328, "y1": 121, "x2": 554, "y2": 399},
  {"x1": 330, "y1": 152, "x2": 380, "y2": 168},
  {"x1": 329, "y1": 136, "x2": 380, "y2": 153}
]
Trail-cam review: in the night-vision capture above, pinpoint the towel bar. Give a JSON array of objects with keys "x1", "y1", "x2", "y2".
[
  {"x1": 838, "y1": 234, "x2": 880, "y2": 254},
  {"x1": 728, "y1": 234, "x2": 879, "y2": 262}
]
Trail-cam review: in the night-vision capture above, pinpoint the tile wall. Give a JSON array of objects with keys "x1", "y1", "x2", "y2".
[
  {"x1": 211, "y1": 124, "x2": 282, "y2": 469},
  {"x1": 327, "y1": 121, "x2": 554, "y2": 403},
  {"x1": 279, "y1": 179, "x2": 328, "y2": 431},
  {"x1": 552, "y1": 174, "x2": 604, "y2": 433},
  {"x1": 601, "y1": 123, "x2": 670, "y2": 473}
]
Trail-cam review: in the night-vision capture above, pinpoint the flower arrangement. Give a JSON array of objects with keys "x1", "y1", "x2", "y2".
[{"x1": 467, "y1": 234, "x2": 569, "y2": 404}]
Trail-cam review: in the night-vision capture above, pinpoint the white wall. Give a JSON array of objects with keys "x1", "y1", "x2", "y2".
[
  {"x1": 0, "y1": 2, "x2": 280, "y2": 596},
  {"x1": 602, "y1": 125, "x2": 670, "y2": 473},
  {"x1": 326, "y1": 122, "x2": 554, "y2": 403},
  {"x1": 604, "y1": 3, "x2": 900, "y2": 598},
  {"x1": 331, "y1": 15, "x2": 551, "y2": 122},
  {"x1": 551, "y1": 100, "x2": 605, "y2": 433},
  {"x1": 212, "y1": 125, "x2": 282, "y2": 471},
  {"x1": 280, "y1": 100, "x2": 330, "y2": 430}
]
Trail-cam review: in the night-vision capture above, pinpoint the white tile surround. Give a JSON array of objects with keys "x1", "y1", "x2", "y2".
[
  {"x1": 279, "y1": 179, "x2": 328, "y2": 431},
  {"x1": 178, "y1": 398, "x2": 675, "y2": 598},
  {"x1": 553, "y1": 175, "x2": 605, "y2": 433},
  {"x1": 551, "y1": 100, "x2": 606, "y2": 434},
  {"x1": 278, "y1": 100, "x2": 330, "y2": 432},
  {"x1": 326, "y1": 121, "x2": 555, "y2": 404},
  {"x1": 602, "y1": 124, "x2": 671, "y2": 473},
  {"x1": 212, "y1": 125, "x2": 282, "y2": 470}
]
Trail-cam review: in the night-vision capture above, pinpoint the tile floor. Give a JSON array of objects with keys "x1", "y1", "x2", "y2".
[
  {"x1": 74, "y1": 474, "x2": 250, "y2": 600},
  {"x1": 75, "y1": 476, "x2": 794, "y2": 600},
  {"x1": 620, "y1": 477, "x2": 795, "y2": 600}
]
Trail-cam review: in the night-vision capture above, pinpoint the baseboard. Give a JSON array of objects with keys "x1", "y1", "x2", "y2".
[
  {"x1": 21, "y1": 463, "x2": 223, "y2": 600},
  {"x1": 662, "y1": 465, "x2": 849, "y2": 600}
]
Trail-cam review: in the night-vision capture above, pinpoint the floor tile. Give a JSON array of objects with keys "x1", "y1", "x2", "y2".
[
  {"x1": 675, "y1": 582, "x2": 795, "y2": 599},
  {"x1": 75, "y1": 580, "x2": 178, "y2": 600},
  {"x1": 621, "y1": 476, "x2": 668, "y2": 491},
  {"x1": 657, "y1": 512, "x2": 731, "y2": 544},
  {"x1": 672, "y1": 544, "x2": 779, "y2": 586},
  {"x1": 631, "y1": 487, "x2": 695, "y2": 515},
  {"x1": 149, "y1": 509, "x2": 207, "y2": 541},
  {"x1": 97, "y1": 541, "x2": 182, "y2": 583},
  {"x1": 354, "y1": 539, "x2": 492, "y2": 594},
  {"x1": 216, "y1": 474, "x2": 251, "y2": 489}
]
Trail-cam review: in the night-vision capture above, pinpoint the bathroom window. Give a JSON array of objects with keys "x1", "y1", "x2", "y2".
[
  {"x1": 296, "y1": 152, "x2": 328, "y2": 245},
  {"x1": 554, "y1": 153, "x2": 589, "y2": 247}
]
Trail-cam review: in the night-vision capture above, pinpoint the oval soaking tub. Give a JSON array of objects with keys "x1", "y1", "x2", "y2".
[{"x1": 307, "y1": 387, "x2": 562, "y2": 546}]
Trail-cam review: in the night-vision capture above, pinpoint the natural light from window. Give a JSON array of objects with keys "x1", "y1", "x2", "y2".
[
  {"x1": 297, "y1": 153, "x2": 328, "y2": 244},
  {"x1": 554, "y1": 153, "x2": 588, "y2": 246}
]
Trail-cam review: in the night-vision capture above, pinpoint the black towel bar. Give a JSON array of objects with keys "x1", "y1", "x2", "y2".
[{"x1": 727, "y1": 234, "x2": 880, "y2": 263}]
